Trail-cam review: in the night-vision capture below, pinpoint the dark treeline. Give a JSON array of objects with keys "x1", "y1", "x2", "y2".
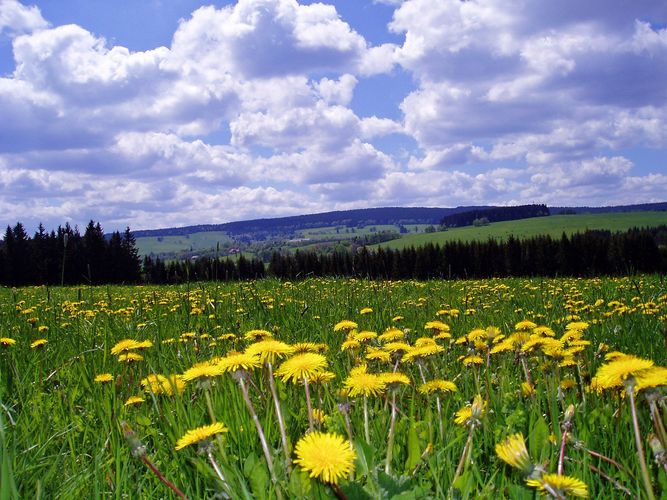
[
  {"x1": 440, "y1": 204, "x2": 550, "y2": 228},
  {"x1": 266, "y1": 226, "x2": 667, "y2": 280},
  {"x1": 142, "y1": 254, "x2": 266, "y2": 284},
  {"x1": 0, "y1": 221, "x2": 141, "y2": 286}
]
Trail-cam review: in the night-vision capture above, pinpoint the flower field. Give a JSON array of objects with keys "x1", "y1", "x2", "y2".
[{"x1": 1, "y1": 276, "x2": 667, "y2": 498}]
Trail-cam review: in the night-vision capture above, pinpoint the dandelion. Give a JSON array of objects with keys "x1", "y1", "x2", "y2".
[
  {"x1": 418, "y1": 379, "x2": 457, "y2": 395},
  {"x1": 593, "y1": 356, "x2": 654, "y2": 390},
  {"x1": 244, "y1": 329, "x2": 273, "y2": 341},
  {"x1": 30, "y1": 339, "x2": 48, "y2": 349},
  {"x1": 525, "y1": 473, "x2": 588, "y2": 498},
  {"x1": 402, "y1": 343, "x2": 444, "y2": 362},
  {"x1": 495, "y1": 433, "x2": 533, "y2": 474},
  {"x1": 276, "y1": 353, "x2": 328, "y2": 384},
  {"x1": 141, "y1": 374, "x2": 185, "y2": 396},
  {"x1": 294, "y1": 432, "x2": 356, "y2": 485},
  {"x1": 94, "y1": 373, "x2": 113, "y2": 383},
  {"x1": 515, "y1": 320, "x2": 537, "y2": 331},
  {"x1": 124, "y1": 396, "x2": 145, "y2": 407},
  {"x1": 334, "y1": 320, "x2": 358, "y2": 332},
  {"x1": 0, "y1": 338, "x2": 16, "y2": 347},
  {"x1": 245, "y1": 339, "x2": 293, "y2": 364},
  {"x1": 175, "y1": 422, "x2": 229, "y2": 451},
  {"x1": 343, "y1": 372, "x2": 386, "y2": 398},
  {"x1": 359, "y1": 307, "x2": 373, "y2": 315},
  {"x1": 182, "y1": 360, "x2": 223, "y2": 382},
  {"x1": 110, "y1": 339, "x2": 153, "y2": 355},
  {"x1": 118, "y1": 352, "x2": 144, "y2": 363},
  {"x1": 217, "y1": 352, "x2": 261, "y2": 373}
]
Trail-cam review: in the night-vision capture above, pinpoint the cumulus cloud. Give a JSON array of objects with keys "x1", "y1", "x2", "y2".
[
  {"x1": 0, "y1": 0, "x2": 47, "y2": 37},
  {"x1": 0, "y1": 0, "x2": 665, "y2": 232}
]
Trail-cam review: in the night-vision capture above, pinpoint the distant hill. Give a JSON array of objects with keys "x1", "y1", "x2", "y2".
[
  {"x1": 131, "y1": 202, "x2": 666, "y2": 238},
  {"x1": 131, "y1": 206, "x2": 490, "y2": 238}
]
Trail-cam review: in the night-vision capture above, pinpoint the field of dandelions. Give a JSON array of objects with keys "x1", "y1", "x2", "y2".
[{"x1": 1, "y1": 276, "x2": 667, "y2": 499}]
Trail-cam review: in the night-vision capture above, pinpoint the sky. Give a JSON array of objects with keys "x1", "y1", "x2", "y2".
[{"x1": 0, "y1": 0, "x2": 666, "y2": 233}]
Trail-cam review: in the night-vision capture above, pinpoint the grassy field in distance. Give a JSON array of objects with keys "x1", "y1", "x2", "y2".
[
  {"x1": 136, "y1": 231, "x2": 233, "y2": 256},
  {"x1": 372, "y1": 211, "x2": 666, "y2": 250}
]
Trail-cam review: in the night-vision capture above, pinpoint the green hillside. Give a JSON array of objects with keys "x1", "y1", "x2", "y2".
[
  {"x1": 373, "y1": 211, "x2": 666, "y2": 250},
  {"x1": 136, "y1": 231, "x2": 232, "y2": 256}
]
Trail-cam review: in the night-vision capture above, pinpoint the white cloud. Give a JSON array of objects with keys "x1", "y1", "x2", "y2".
[{"x1": 0, "y1": 0, "x2": 47, "y2": 37}]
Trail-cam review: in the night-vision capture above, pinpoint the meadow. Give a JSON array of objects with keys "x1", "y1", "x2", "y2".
[
  {"x1": 1, "y1": 276, "x2": 667, "y2": 498},
  {"x1": 373, "y1": 212, "x2": 667, "y2": 251}
]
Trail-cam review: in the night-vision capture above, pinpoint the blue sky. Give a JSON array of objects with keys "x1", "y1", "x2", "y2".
[{"x1": 0, "y1": 0, "x2": 666, "y2": 232}]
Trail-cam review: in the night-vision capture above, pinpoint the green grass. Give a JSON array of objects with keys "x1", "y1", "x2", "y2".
[
  {"x1": 373, "y1": 211, "x2": 667, "y2": 250},
  {"x1": 136, "y1": 231, "x2": 233, "y2": 256},
  {"x1": 1, "y1": 276, "x2": 666, "y2": 498}
]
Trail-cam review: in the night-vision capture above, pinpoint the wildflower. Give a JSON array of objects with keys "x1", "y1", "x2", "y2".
[
  {"x1": 341, "y1": 339, "x2": 361, "y2": 351},
  {"x1": 30, "y1": 339, "x2": 48, "y2": 349},
  {"x1": 37, "y1": 325, "x2": 49, "y2": 333},
  {"x1": 244, "y1": 329, "x2": 273, "y2": 341},
  {"x1": 343, "y1": 372, "x2": 386, "y2": 397},
  {"x1": 118, "y1": 352, "x2": 144, "y2": 363},
  {"x1": 217, "y1": 352, "x2": 261, "y2": 373},
  {"x1": 292, "y1": 342, "x2": 328, "y2": 353},
  {"x1": 515, "y1": 320, "x2": 537, "y2": 331},
  {"x1": 359, "y1": 307, "x2": 373, "y2": 315},
  {"x1": 175, "y1": 422, "x2": 229, "y2": 451},
  {"x1": 454, "y1": 395, "x2": 486, "y2": 426},
  {"x1": 383, "y1": 342, "x2": 412, "y2": 354},
  {"x1": 355, "y1": 331, "x2": 378, "y2": 343},
  {"x1": 245, "y1": 339, "x2": 294, "y2": 364},
  {"x1": 94, "y1": 373, "x2": 113, "y2": 383},
  {"x1": 403, "y1": 343, "x2": 444, "y2": 362},
  {"x1": 521, "y1": 382, "x2": 536, "y2": 396},
  {"x1": 425, "y1": 321, "x2": 450, "y2": 333},
  {"x1": 461, "y1": 355, "x2": 484, "y2": 366},
  {"x1": 124, "y1": 396, "x2": 145, "y2": 407},
  {"x1": 635, "y1": 367, "x2": 667, "y2": 391},
  {"x1": 365, "y1": 347, "x2": 391, "y2": 363},
  {"x1": 276, "y1": 353, "x2": 328, "y2": 384},
  {"x1": 379, "y1": 328, "x2": 404, "y2": 342},
  {"x1": 141, "y1": 374, "x2": 185, "y2": 396},
  {"x1": 309, "y1": 370, "x2": 336, "y2": 384},
  {"x1": 380, "y1": 372, "x2": 411, "y2": 387},
  {"x1": 418, "y1": 379, "x2": 457, "y2": 395},
  {"x1": 0, "y1": 338, "x2": 16, "y2": 347},
  {"x1": 182, "y1": 360, "x2": 223, "y2": 382},
  {"x1": 495, "y1": 433, "x2": 532, "y2": 474},
  {"x1": 312, "y1": 408, "x2": 328, "y2": 424},
  {"x1": 525, "y1": 473, "x2": 588, "y2": 498},
  {"x1": 110, "y1": 339, "x2": 153, "y2": 355},
  {"x1": 593, "y1": 356, "x2": 654, "y2": 390},
  {"x1": 293, "y1": 432, "x2": 356, "y2": 484},
  {"x1": 334, "y1": 320, "x2": 358, "y2": 332}
]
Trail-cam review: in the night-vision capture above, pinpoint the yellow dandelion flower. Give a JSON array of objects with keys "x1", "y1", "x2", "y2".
[
  {"x1": 218, "y1": 352, "x2": 261, "y2": 373},
  {"x1": 635, "y1": 366, "x2": 667, "y2": 391},
  {"x1": 365, "y1": 347, "x2": 391, "y2": 363},
  {"x1": 118, "y1": 352, "x2": 143, "y2": 363},
  {"x1": 359, "y1": 307, "x2": 373, "y2": 315},
  {"x1": 244, "y1": 329, "x2": 273, "y2": 341},
  {"x1": 312, "y1": 408, "x2": 328, "y2": 424},
  {"x1": 124, "y1": 396, "x2": 145, "y2": 407},
  {"x1": 462, "y1": 355, "x2": 484, "y2": 366},
  {"x1": 110, "y1": 339, "x2": 153, "y2": 355},
  {"x1": 403, "y1": 343, "x2": 444, "y2": 362},
  {"x1": 343, "y1": 372, "x2": 386, "y2": 397},
  {"x1": 383, "y1": 341, "x2": 412, "y2": 354},
  {"x1": 354, "y1": 331, "x2": 378, "y2": 343},
  {"x1": 418, "y1": 379, "x2": 457, "y2": 395},
  {"x1": 175, "y1": 422, "x2": 229, "y2": 451},
  {"x1": 245, "y1": 339, "x2": 294, "y2": 364},
  {"x1": 341, "y1": 339, "x2": 361, "y2": 351},
  {"x1": 30, "y1": 339, "x2": 48, "y2": 349},
  {"x1": 525, "y1": 473, "x2": 588, "y2": 498},
  {"x1": 495, "y1": 433, "x2": 532, "y2": 473},
  {"x1": 521, "y1": 382, "x2": 536, "y2": 396},
  {"x1": 141, "y1": 374, "x2": 185, "y2": 396},
  {"x1": 182, "y1": 360, "x2": 223, "y2": 381},
  {"x1": 392, "y1": 315, "x2": 404, "y2": 322},
  {"x1": 293, "y1": 432, "x2": 356, "y2": 484},
  {"x1": 380, "y1": 372, "x2": 411, "y2": 387},
  {"x1": 94, "y1": 373, "x2": 113, "y2": 383},
  {"x1": 425, "y1": 321, "x2": 450, "y2": 332},
  {"x1": 454, "y1": 395, "x2": 486, "y2": 426},
  {"x1": 309, "y1": 370, "x2": 336, "y2": 384},
  {"x1": 292, "y1": 342, "x2": 328, "y2": 353},
  {"x1": 37, "y1": 325, "x2": 49, "y2": 333},
  {"x1": 0, "y1": 338, "x2": 16, "y2": 347},
  {"x1": 334, "y1": 320, "x2": 358, "y2": 332},
  {"x1": 379, "y1": 328, "x2": 404, "y2": 342},
  {"x1": 515, "y1": 320, "x2": 537, "y2": 331},
  {"x1": 593, "y1": 356, "x2": 654, "y2": 390},
  {"x1": 276, "y1": 353, "x2": 328, "y2": 383}
]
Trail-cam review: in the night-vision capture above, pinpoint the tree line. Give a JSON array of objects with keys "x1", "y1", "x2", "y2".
[
  {"x1": 440, "y1": 204, "x2": 550, "y2": 228},
  {"x1": 0, "y1": 221, "x2": 141, "y2": 286},
  {"x1": 1, "y1": 223, "x2": 665, "y2": 286}
]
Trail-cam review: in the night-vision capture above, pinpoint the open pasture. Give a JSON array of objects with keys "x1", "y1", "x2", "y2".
[{"x1": 1, "y1": 276, "x2": 667, "y2": 498}]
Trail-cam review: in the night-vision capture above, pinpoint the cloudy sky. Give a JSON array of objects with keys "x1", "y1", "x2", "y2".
[{"x1": 1, "y1": 0, "x2": 666, "y2": 232}]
